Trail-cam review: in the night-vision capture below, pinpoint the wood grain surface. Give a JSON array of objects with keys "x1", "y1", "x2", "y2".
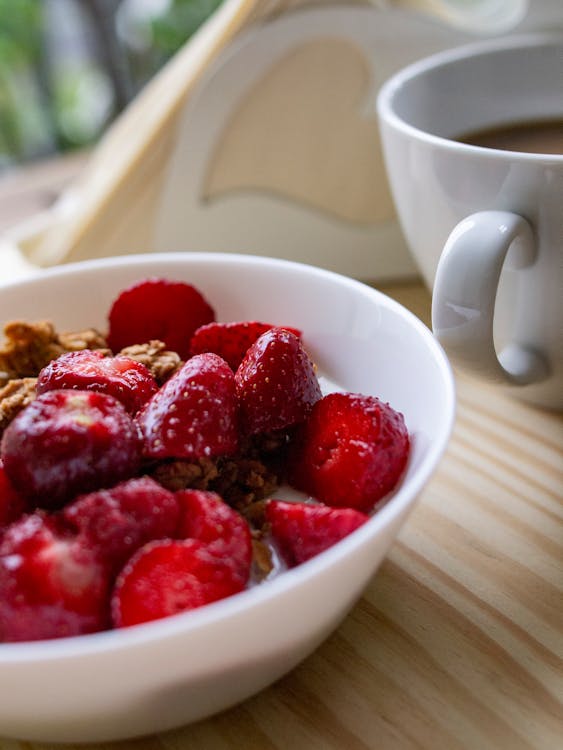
[{"x1": 0, "y1": 155, "x2": 561, "y2": 750}]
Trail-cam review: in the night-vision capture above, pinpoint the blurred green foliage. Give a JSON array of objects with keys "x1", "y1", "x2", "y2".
[
  {"x1": 0, "y1": 0, "x2": 222, "y2": 169},
  {"x1": 151, "y1": 0, "x2": 222, "y2": 59},
  {"x1": 0, "y1": 0, "x2": 45, "y2": 165}
]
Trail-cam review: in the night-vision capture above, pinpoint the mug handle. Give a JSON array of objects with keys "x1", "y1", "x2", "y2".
[{"x1": 431, "y1": 210, "x2": 549, "y2": 386}]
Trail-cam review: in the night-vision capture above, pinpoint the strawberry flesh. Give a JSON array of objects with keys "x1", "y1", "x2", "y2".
[
  {"x1": 63, "y1": 477, "x2": 180, "y2": 576},
  {"x1": 235, "y1": 327, "x2": 321, "y2": 436},
  {"x1": 288, "y1": 392, "x2": 409, "y2": 513},
  {"x1": 136, "y1": 353, "x2": 239, "y2": 460},
  {"x1": 37, "y1": 349, "x2": 158, "y2": 414},
  {"x1": 175, "y1": 489, "x2": 252, "y2": 579},
  {"x1": 265, "y1": 499, "x2": 368, "y2": 566},
  {"x1": 0, "y1": 461, "x2": 27, "y2": 530},
  {"x1": 111, "y1": 538, "x2": 247, "y2": 628},
  {"x1": 190, "y1": 320, "x2": 302, "y2": 371},
  {"x1": 1, "y1": 390, "x2": 142, "y2": 508},
  {"x1": 0, "y1": 512, "x2": 110, "y2": 641},
  {"x1": 107, "y1": 278, "x2": 215, "y2": 359}
]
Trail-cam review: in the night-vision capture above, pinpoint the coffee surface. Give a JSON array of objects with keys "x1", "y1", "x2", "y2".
[{"x1": 456, "y1": 119, "x2": 563, "y2": 155}]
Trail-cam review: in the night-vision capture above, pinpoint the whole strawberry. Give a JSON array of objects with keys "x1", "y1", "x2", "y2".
[
  {"x1": 0, "y1": 512, "x2": 110, "y2": 641},
  {"x1": 107, "y1": 278, "x2": 215, "y2": 359},
  {"x1": 111, "y1": 538, "x2": 248, "y2": 628},
  {"x1": 265, "y1": 499, "x2": 368, "y2": 566},
  {"x1": 37, "y1": 349, "x2": 158, "y2": 414},
  {"x1": 235, "y1": 327, "x2": 321, "y2": 436},
  {"x1": 136, "y1": 353, "x2": 239, "y2": 460},
  {"x1": 63, "y1": 477, "x2": 180, "y2": 576},
  {"x1": 1, "y1": 390, "x2": 142, "y2": 508},
  {"x1": 287, "y1": 392, "x2": 409, "y2": 513}
]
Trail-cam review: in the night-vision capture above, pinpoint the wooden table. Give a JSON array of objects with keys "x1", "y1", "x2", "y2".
[{"x1": 0, "y1": 155, "x2": 561, "y2": 750}]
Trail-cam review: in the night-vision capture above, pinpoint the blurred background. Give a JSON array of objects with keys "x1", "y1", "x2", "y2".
[{"x1": 0, "y1": 0, "x2": 222, "y2": 172}]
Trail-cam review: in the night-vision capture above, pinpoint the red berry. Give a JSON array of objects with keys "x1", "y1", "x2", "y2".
[
  {"x1": 63, "y1": 477, "x2": 180, "y2": 575},
  {"x1": 1, "y1": 390, "x2": 142, "y2": 508},
  {"x1": 107, "y1": 278, "x2": 215, "y2": 359},
  {"x1": 190, "y1": 321, "x2": 302, "y2": 372},
  {"x1": 37, "y1": 349, "x2": 158, "y2": 414},
  {"x1": 235, "y1": 327, "x2": 321, "y2": 436},
  {"x1": 176, "y1": 489, "x2": 251, "y2": 578},
  {"x1": 265, "y1": 500, "x2": 368, "y2": 566},
  {"x1": 0, "y1": 461, "x2": 27, "y2": 529},
  {"x1": 288, "y1": 393, "x2": 409, "y2": 513},
  {"x1": 111, "y1": 538, "x2": 247, "y2": 628},
  {"x1": 136, "y1": 353, "x2": 239, "y2": 460},
  {"x1": 0, "y1": 512, "x2": 110, "y2": 641}
]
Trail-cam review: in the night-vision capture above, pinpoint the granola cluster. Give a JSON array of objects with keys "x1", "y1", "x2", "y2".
[
  {"x1": 150, "y1": 455, "x2": 280, "y2": 511},
  {"x1": 119, "y1": 340, "x2": 182, "y2": 385},
  {"x1": 0, "y1": 378, "x2": 37, "y2": 435}
]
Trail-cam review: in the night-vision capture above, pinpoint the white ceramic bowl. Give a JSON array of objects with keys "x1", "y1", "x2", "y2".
[{"x1": 0, "y1": 253, "x2": 454, "y2": 743}]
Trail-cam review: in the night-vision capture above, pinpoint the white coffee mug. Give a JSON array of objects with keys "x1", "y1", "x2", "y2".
[{"x1": 377, "y1": 33, "x2": 563, "y2": 411}]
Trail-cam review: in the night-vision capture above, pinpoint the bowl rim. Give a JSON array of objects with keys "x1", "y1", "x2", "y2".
[{"x1": 0, "y1": 252, "x2": 455, "y2": 661}]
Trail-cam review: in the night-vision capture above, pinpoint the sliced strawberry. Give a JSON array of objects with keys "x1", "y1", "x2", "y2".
[
  {"x1": 63, "y1": 477, "x2": 180, "y2": 575},
  {"x1": 136, "y1": 353, "x2": 239, "y2": 460},
  {"x1": 1, "y1": 390, "x2": 142, "y2": 508},
  {"x1": 190, "y1": 321, "x2": 302, "y2": 372},
  {"x1": 288, "y1": 392, "x2": 409, "y2": 513},
  {"x1": 235, "y1": 327, "x2": 321, "y2": 436},
  {"x1": 265, "y1": 499, "x2": 368, "y2": 566},
  {"x1": 0, "y1": 512, "x2": 110, "y2": 641},
  {"x1": 0, "y1": 461, "x2": 27, "y2": 530},
  {"x1": 111, "y1": 538, "x2": 247, "y2": 628},
  {"x1": 107, "y1": 278, "x2": 215, "y2": 359},
  {"x1": 37, "y1": 349, "x2": 158, "y2": 414},
  {"x1": 175, "y1": 489, "x2": 252, "y2": 579}
]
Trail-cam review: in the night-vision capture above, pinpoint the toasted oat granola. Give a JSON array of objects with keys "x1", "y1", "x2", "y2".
[
  {"x1": 118, "y1": 340, "x2": 182, "y2": 385},
  {"x1": 0, "y1": 320, "x2": 107, "y2": 383},
  {"x1": 0, "y1": 377, "x2": 37, "y2": 435},
  {"x1": 150, "y1": 457, "x2": 220, "y2": 492},
  {"x1": 150, "y1": 455, "x2": 279, "y2": 512},
  {"x1": 211, "y1": 457, "x2": 280, "y2": 510},
  {"x1": 58, "y1": 328, "x2": 109, "y2": 353},
  {"x1": 251, "y1": 534, "x2": 275, "y2": 580}
]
